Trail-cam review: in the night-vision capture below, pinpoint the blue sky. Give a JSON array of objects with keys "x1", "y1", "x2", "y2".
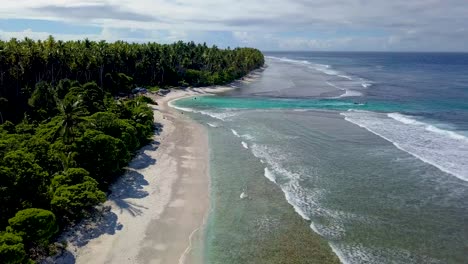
[{"x1": 0, "y1": 0, "x2": 467, "y2": 51}]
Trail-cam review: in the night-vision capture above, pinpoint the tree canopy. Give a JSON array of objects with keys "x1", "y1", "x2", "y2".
[
  {"x1": 0, "y1": 37, "x2": 264, "y2": 123},
  {"x1": 7, "y1": 208, "x2": 58, "y2": 246},
  {"x1": 0, "y1": 232, "x2": 26, "y2": 264},
  {"x1": 0, "y1": 37, "x2": 264, "y2": 263}
]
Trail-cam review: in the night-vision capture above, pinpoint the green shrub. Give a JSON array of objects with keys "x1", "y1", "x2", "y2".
[
  {"x1": 51, "y1": 180, "x2": 106, "y2": 219},
  {"x1": 136, "y1": 96, "x2": 157, "y2": 105},
  {"x1": 0, "y1": 232, "x2": 26, "y2": 264},
  {"x1": 7, "y1": 209, "x2": 58, "y2": 246}
]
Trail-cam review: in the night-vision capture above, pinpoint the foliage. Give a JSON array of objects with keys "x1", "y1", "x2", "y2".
[
  {"x1": 7, "y1": 208, "x2": 58, "y2": 246},
  {"x1": 0, "y1": 37, "x2": 264, "y2": 123},
  {"x1": 0, "y1": 150, "x2": 50, "y2": 226},
  {"x1": 147, "y1": 86, "x2": 160, "y2": 92},
  {"x1": 51, "y1": 179, "x2": 105, "y2": 212},
  {"x1": 136, "y1": 96, "x2": 157, "y2": 105},
  {"x1": 0, "y1": 232, "x2": 26, "y2": 264},
  {"x1": 74, "y1": 130, "x2": 129, "y2": 184},
  {"x1": 0, "y1": 93, "x2": 155, "y2": 261},
  {"x1": 55, "y1": 96, "x2": 87, "y2": 143},
  {"x1": 0, "y1": 36, "x2": 263, "y2": 261}
]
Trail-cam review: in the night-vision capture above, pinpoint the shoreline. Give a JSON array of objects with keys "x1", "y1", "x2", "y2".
[
  {"x1": 44, "y1": 65, "x2": 266, "y2": 262},
  {"x1": 49, "y1": 85, "x2": 238, "y2": 264},
  {"x1": 44, "y1": 68, "x2": 264, "y2": 264}
]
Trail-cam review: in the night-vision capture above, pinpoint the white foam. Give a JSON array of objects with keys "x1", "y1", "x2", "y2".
[
  {"x1": 388, "y1": 113, "x2": 426, "y2": 125},
  {"x1": 168, "y1": 100, "x2": 196, "y2": 113},
  {"x1": 329, "y1": 243, "x2": 351, "y2": 264},
  {"x1": 330, "y1": 242, "x2": 442, "y2": 264},
  {"x1": 207, "y1": 123, "x2": 218, "y2": 128},
  {"x1": 241, "y1": 141, "x2": 249, "y2": 149},
  {"x1": 266, "y1": 56, "x2": 311, "y2": 65},
  {"x1": 269, "y1": 56, "x2": 371, "y2": 97},
  {"x1": 263, "y1": 167, "x2": 276, "y2": 183},
  {"x1": 251, "y1": 144, "x2": 315, "y2": 221},
  {"x1": 326, "y1": 81, "x2": 339, "y2": 88},
  {"x1": 426, "y1": 125, "x2": 468, "y2": 141},
  {"x1": 231, "y1": 129, "x2": 240, "y2": 137},
  {"x1": 169, "y1": 98, "x2": 240, "y2": 121},
  {"x1": 338, "y1": 74, "x2": 353, "y2": 80},
  {"x1": 200, "y1": 110, "x2": 238, "y2": 121},
  {"x1": 339, "y1": 89, "x2": 363, "y2": 98},
  {"x1": 251, "y1": 142, "x2": 371, "y2": 262},
  {"x1": 282, "y1": 186, "x2": 312, "y2": 221},
  {"x1": 311, "y1": 65, "x2": 340, "y2": 76},
  {"x1": 327, "y1": 81, "x2": 363, "y2": 98},
  {"x1": 342, "y1": 111, "x2": 468, "y2": 182},
  {"x1": 241, "y1": 133, "x2": 255, "y2": 140},
  {"x1": 389, "y1": 113, "x2": 468, "y2": 143}
]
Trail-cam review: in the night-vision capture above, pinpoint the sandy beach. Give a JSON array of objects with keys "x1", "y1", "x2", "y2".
[
  {"x1": 42, "y1": 67, "x2": 264, "y2": 264},
  {"x1": 49, "y1": 87, "x2": 234, "y2": 264}
]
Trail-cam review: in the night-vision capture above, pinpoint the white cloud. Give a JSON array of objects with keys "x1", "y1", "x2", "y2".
[
  {"x1": 0, "y1": 0, "x2": 467, "y2": 51},
  {"x1": 0, "y1": 28, "x2": 151, "y2": 43}
]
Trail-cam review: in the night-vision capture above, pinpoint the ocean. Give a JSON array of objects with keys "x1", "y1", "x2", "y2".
[{"x1": 172, "y1": 52, "x2": 468, "y2": 263}]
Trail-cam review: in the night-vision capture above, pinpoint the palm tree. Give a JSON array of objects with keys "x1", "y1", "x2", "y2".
[
  {"x1": 56, "y1": 97, "x2": 86, "y2": 144},
  {"x1": 57, "y1": 151, "x2": 77, "y2": 170}
]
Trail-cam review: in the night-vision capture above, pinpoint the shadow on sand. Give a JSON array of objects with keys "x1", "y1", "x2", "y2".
[
  {"x1": 47, "y1": 131, "x2": 162, "y2": 263},
  {"x1": 44, "y1": 208, "x2": 121, "y2": 264},
  {"x1": 109, "y1": 170, "x2": 149, "y2": 216}
]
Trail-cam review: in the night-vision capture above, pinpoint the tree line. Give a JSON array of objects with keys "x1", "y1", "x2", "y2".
[
  {"x1": 0, "y1": 36, "x2": 264, "y2": 123},
  {"x1": 0, "y1": 37, "x2": 264, "y2": 263}
]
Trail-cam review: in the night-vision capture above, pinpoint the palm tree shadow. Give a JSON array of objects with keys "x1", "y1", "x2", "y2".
[
  {"x1": 49, "y1": 141, "x2": 158, "y2": 263},
  {"x1": 155, "y1": 122, "x2": 163, "y2": 136},
  {"x1": 68, "y1": 208, "x2": 122, "y2": 248},
  {"x1": 130, "y1": 141, "x2": 159, "y2": 169},
  {"x1": 113, "y1": 200, "x2": 148, "y2": 217},
  {"x1": 108, "y1": 170, "x2": 149, "y2": 216},
  {"x1": 45, "y1": 248, "x2": 76, "y2": 264},
  {"x1": 49, "y1": 207, "x2": 121, "y2": 264}
]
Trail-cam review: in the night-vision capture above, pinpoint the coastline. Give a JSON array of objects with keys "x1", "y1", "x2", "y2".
[{"x1": 49, "y1": 85, "x2": 236, "y2": 264}]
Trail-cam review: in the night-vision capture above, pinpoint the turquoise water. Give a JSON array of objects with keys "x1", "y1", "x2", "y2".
[
  {"x1": 172, "y1": 53, "x2": 468, "y2": 264},
  {"x1": 176, "y1": 96, "x2": 404, "y2": 111},
  {"x1": 176, "y1": 93, "x2": 468, "y2": 114}
]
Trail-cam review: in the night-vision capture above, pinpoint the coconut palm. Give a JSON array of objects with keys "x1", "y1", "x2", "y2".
[{"x1": 56, "y1": 97, "x2": 86, "y2": 144}]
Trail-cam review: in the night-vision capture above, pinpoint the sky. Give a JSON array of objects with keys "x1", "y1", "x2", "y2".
[{"x1": 0, "y1": 0, "x2": 467, "y2": 51}]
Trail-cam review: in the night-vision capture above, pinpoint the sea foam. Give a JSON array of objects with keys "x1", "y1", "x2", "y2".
[
  {"x1": 231, "y1": 129, "x2": 240, "y2": 137},
  {"x1": 268, "y1": 56, "x2": 372, "y2": 96},
  {"x1": 169, "y1": 99, "x2": 240, "y2": 121},
  {"x1": 342, "y1": 111, "x2": 468, "y2": 182},
  {"x1": 250, "y1": 143, "x2": 349, "y2": 233},
  {"x1": 266, "y1": 56, "x2": 312, "y2": 65},
  {"x1": 329, "y1": 242, "x2": 441, "y2": 264},
  {"x1": 326, "y1": 82, "x2": 363, "y2": 98}
]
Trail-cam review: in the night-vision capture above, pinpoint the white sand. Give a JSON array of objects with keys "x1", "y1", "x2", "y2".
[{"x1": 45, "y1": 70, "x2": 262, "y2": 264}]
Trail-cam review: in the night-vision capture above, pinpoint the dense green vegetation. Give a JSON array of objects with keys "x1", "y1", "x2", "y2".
[
  {"x1": 0, "y1": 36, "x2": 264, "y2": 263},
  {"x1": 0, "y1": 36, "x2": 264, "y2": 122}
]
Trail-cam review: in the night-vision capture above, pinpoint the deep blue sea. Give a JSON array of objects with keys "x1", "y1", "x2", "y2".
[
  {"x1": 173, "y1": 52, "x2": 468, "y2": 263},
  {"x1": 264, "y1": 52, "x2": 468, "y2": 130}
]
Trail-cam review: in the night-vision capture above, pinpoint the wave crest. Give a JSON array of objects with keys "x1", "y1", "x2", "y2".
[{"x1": 342, "y1": 111, "x2": 468, "y2": 181}]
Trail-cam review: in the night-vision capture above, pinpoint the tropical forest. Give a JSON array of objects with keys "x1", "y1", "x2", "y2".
[{"x1": 0, "y1": 36, "x2": 264, "y2": 263}]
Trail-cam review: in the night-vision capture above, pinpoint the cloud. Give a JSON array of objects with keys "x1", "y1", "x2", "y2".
[
  {"x1": 0, "y1": 0, "x2": 466, "y2": 51},
  {"x1": 32, "y1": 4, "x2": 155, "y2": 22}
]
